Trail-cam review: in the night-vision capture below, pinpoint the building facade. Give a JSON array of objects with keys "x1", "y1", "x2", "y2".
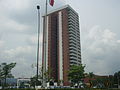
[{"x1": 42, "y1": 5, "x2": 81, "y2": 86}]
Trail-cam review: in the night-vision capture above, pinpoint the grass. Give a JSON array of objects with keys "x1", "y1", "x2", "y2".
[{"x1": 1, "y1": 88, "x2": 120, "y2": 90}]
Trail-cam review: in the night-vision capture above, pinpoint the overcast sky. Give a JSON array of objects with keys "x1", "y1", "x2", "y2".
[{"x1": 0, "y1": 0, "x2": 120, "y2": 78}]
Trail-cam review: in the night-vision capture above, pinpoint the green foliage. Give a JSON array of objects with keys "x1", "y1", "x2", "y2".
[
  {"x1": 114, "y1": 71, "x2": 120, "y2": 84},
  {"x1": 88, "y1": 75, "x2": 115, "y2": 88},
  {"x1": 68, "y1": 64, "x2": 85, "y2": 85},
  {"x1": 88, "y1": 72, "x2": 94, "y2": 78},
  {"x1": 44, "y1": 68, "x2": 52, "y2": 81},
  {"x1": 30, "y1": 75, "x2": 42, "y2": 88},
  {"x1": 108, "y1": 75, "x2": 114, "y2": 88},
  {"x1": 2, "y1": 88, "x2": 35, "y2": 90},
  {"x1": 0, "y1": 62, "x2": 16, "y2": 88},
  {"x1": 30, "y1": 76, "x2": 36, "y2": 88},
  {"x1": 0, "y1": 63, "x2": 16, "y2": 79}
]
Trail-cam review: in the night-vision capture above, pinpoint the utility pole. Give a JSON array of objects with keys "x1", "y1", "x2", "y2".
[
  {"x1": 118, "y1": 74, "x2": 120, "y2": 88},
  {"x1": 36, "y1": 5, "x2": 40, "y2": 86},
  {"x1": 42, "y1": 0, "x2": 48, "y2": 88}
]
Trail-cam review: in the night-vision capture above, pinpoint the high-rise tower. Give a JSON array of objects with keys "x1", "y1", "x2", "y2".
[{"x1": 42, "y1": 5, "x2": 81, "y2": 86}]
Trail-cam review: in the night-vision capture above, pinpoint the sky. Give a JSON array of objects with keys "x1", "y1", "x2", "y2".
[{"x1": 0, "y1": 0, "x2": 120, "y2": 78}]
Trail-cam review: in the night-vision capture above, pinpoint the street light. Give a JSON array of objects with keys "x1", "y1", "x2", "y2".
[{"x1": 36, "y1": 5, "x2": 40, "y2": 86}]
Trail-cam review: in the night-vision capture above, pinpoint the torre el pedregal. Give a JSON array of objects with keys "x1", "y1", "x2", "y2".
[{"x1": 42, "y1": 5, "x2": 81, "y2": 86}]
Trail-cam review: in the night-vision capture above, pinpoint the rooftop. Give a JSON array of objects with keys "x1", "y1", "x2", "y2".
[{"x1": 43, "y1": 4, "x2": 78, "y2": 16}]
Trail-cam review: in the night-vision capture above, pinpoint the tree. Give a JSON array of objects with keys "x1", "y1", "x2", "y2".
[
  {"x1": 44, "y1": 67, "x2": 53, "y2": 82},
  {"x1": 88, "y1": 72, "x2": 94, "y2": 78},
  {"x1": 0, "y1": 63, "x2": 16, "y2": 88},
  {"x1": 31, "y1": 64, "x2": 42, "y2": 86},
  {"x1": 108, "y1": 75, "x2": 114, "y2": 88},
  {"x1": 30, "y1": 75, "x2": 42, "y2": 88},
  {"x1": 88, "y1": 72, "x2": 95, "y2": 88},
  {"x1": 68, "y1": 64, "x2": 85, "y2": 86},
  {"x1": 114, "y1": 71, "x2": 120, "y2": 88}
]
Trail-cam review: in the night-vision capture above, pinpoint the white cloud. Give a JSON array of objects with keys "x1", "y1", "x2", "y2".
[
  {"x1": 0, "y1": 11, "x2": 31, "y2": 33},
  {"x1": 4, "y1": 46, "x2": 33, "y2": 57},
  {"x1": 82, "y1": 26, "x2": 120, "y2": 75},
  {"x1": 0, "y1": 46, "x2": 37, "y2": 78},
  {"x1": 0, "y1": 40, "x2": 4, "y2": 48},
  {"x1": 88, "y1": 25, "x2": 102, "y2": 40},
  {"x1": 0, "y1": 0, "x2": 46, "y2": 78},
  {"x1": 5, "y1": 20, "x2": 30, "y2": 31},
  {"x1": 0, "y1": 0, "x2": 30, "y2": 12},
  {"x1": 27, "y1": 34, "x2": 43, "y2": 45},
  {"x1": 0, "y1": 0, "x2": 120, "y2": 78},
  {"x1": 102, "y1": 29, "x2": 116, "y2": 43},
  {"x1": 117, "y1": 40, "x2": 120, "y2": 43}
]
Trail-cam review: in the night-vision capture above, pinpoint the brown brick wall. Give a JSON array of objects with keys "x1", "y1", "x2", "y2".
[
  {"x1": 48, "y1": 13, "x2": 58, "y2": 82},
  {"x1": 43, "y1": 8, "x2": 70, "y2": 85},
  {"x1": 62, "y1": 9, "x2": 70, "y2": 86}
]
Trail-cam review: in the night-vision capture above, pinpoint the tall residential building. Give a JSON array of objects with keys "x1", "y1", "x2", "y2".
[{"x1": 42, "y1": 5, "x2": 81, "y2": 86}]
